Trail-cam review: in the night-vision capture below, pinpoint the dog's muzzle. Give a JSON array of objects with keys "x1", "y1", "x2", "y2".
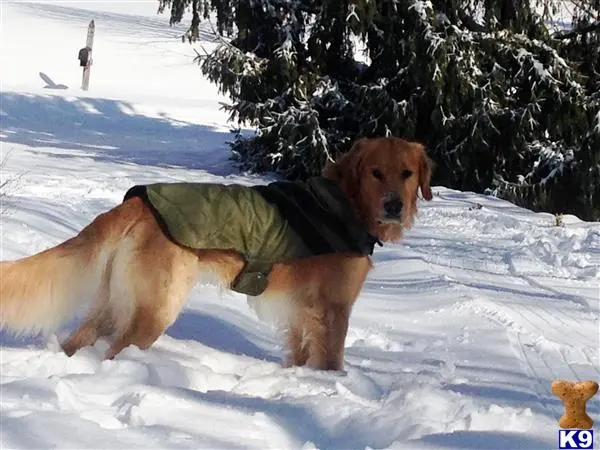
[{"x1": 382, "y1": 192, "x2": 403, "y2": 222}]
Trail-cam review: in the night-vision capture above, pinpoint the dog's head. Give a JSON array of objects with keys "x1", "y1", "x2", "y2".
[{"x1": 323, "y1": 137, "x2": 433, "y2": 242}]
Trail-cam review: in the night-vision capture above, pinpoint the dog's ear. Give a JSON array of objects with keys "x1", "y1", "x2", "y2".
[
  {"x1": 417, "y1": 145, "x2": 434, "y2": 201},
  {"x1": 323, "y1": 138, "x2": 367, "y2": 185},
  {"x1": 322, "y1": 153, "x2": 342, "y2": 180}
]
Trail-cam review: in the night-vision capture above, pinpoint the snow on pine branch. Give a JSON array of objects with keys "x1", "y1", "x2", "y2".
[
  {"x1": 595, "y1": 109, "x2": 600, "y2": 135},
  {"x1": 527, "y1": 141, "x2": 575, "y2": 184},
  {"x1": 407, "y1": 0, "x2": 434, "y2": 21}
]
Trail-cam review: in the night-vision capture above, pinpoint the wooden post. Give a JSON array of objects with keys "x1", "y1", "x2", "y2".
[{"x1": 81, "y1": 20, "x2": 95, "y2": 91}]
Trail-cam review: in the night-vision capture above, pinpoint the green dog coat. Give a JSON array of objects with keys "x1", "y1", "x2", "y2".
[{"x1": 123, "y1": 178, "x2": 379, "y2": 296}]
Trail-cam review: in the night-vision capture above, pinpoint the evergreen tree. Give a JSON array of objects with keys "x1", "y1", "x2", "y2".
[{"x1": 158, "y1": 0, "x2": 600, "y2": 221}]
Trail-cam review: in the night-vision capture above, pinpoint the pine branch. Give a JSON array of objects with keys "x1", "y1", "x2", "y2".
[
  {"x1": 457, "y1": 9, "x2": 488, "y2": 32},
  {"x1": 192, "y1": 15, "x2": 243, "y2": 63},
  {"x1": 206, "y1": 15, "x2": 234, "y2": 49},
  {"x1": 568, "y1": 0, "x2": 599, "y2": 18}
]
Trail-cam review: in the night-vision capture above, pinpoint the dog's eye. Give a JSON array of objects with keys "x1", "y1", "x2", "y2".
[
  {"x1": 372, "y1": 169, "x2": 384, "y2": 180},
  {"x1": 401, "y1": 170, "x2": 413, "y2": 179}
]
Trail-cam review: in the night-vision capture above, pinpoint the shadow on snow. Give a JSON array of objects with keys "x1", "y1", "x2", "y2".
[{"x1": 1, "y1": 91, "x2": 237, "y2": 176}]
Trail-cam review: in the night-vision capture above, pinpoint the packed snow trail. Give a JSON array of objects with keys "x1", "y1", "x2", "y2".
[{"x1": 1, "y1": 1, "x2": 599, "y2": 449}]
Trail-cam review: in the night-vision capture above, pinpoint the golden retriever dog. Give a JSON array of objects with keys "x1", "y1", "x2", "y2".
[{"x1": 0, "y1": 137, "x2": 433, "y2": 370}]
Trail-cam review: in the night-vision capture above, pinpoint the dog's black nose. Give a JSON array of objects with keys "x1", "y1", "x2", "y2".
[{"x1": 383, "y1": 196, "x2": 403, "y2": 218}]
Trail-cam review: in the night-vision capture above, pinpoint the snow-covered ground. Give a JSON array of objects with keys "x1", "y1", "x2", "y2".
[{"x1": 1, "y1": 2, "x2": 599, "y2": 449}]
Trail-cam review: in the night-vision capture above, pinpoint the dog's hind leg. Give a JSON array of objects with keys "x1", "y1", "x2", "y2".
[
  {"x1": 103, "y1": 241, "x2": 199, "y2": 360},
  {"x1": 62, "y1": 306, "x2": 114, "y2": 356},
  {"x1": 104, "y1": 234, "x2": 245, "y2": 359},
  {"x1": 62, "y1": 265, "x2": 114, "y2": 356},
  {"x1": 105, "y1": 304, "x2": 173, "y2": 359}
]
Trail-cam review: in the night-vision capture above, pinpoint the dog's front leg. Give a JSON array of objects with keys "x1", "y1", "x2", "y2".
[
  {"x1": 285, "y1": 324, "x2": 309, "y2": 367},
  {"x1": 302, "y1": 303, "x2": 350, "y2": 371},
  {"x1": 300, "y1": 304, "x2": 328, "y2": 370},
  {"x1": 325, "y1": 303, "x2": 351, "y2": 371}
]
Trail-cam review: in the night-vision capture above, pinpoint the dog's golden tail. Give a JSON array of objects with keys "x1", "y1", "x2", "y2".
[
  {"x1": 0, "y1": 200, "x2": 140, "y2": 337},
  {"x1": 0, "y1": 237, "x2": 112, "y2": 336}
]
